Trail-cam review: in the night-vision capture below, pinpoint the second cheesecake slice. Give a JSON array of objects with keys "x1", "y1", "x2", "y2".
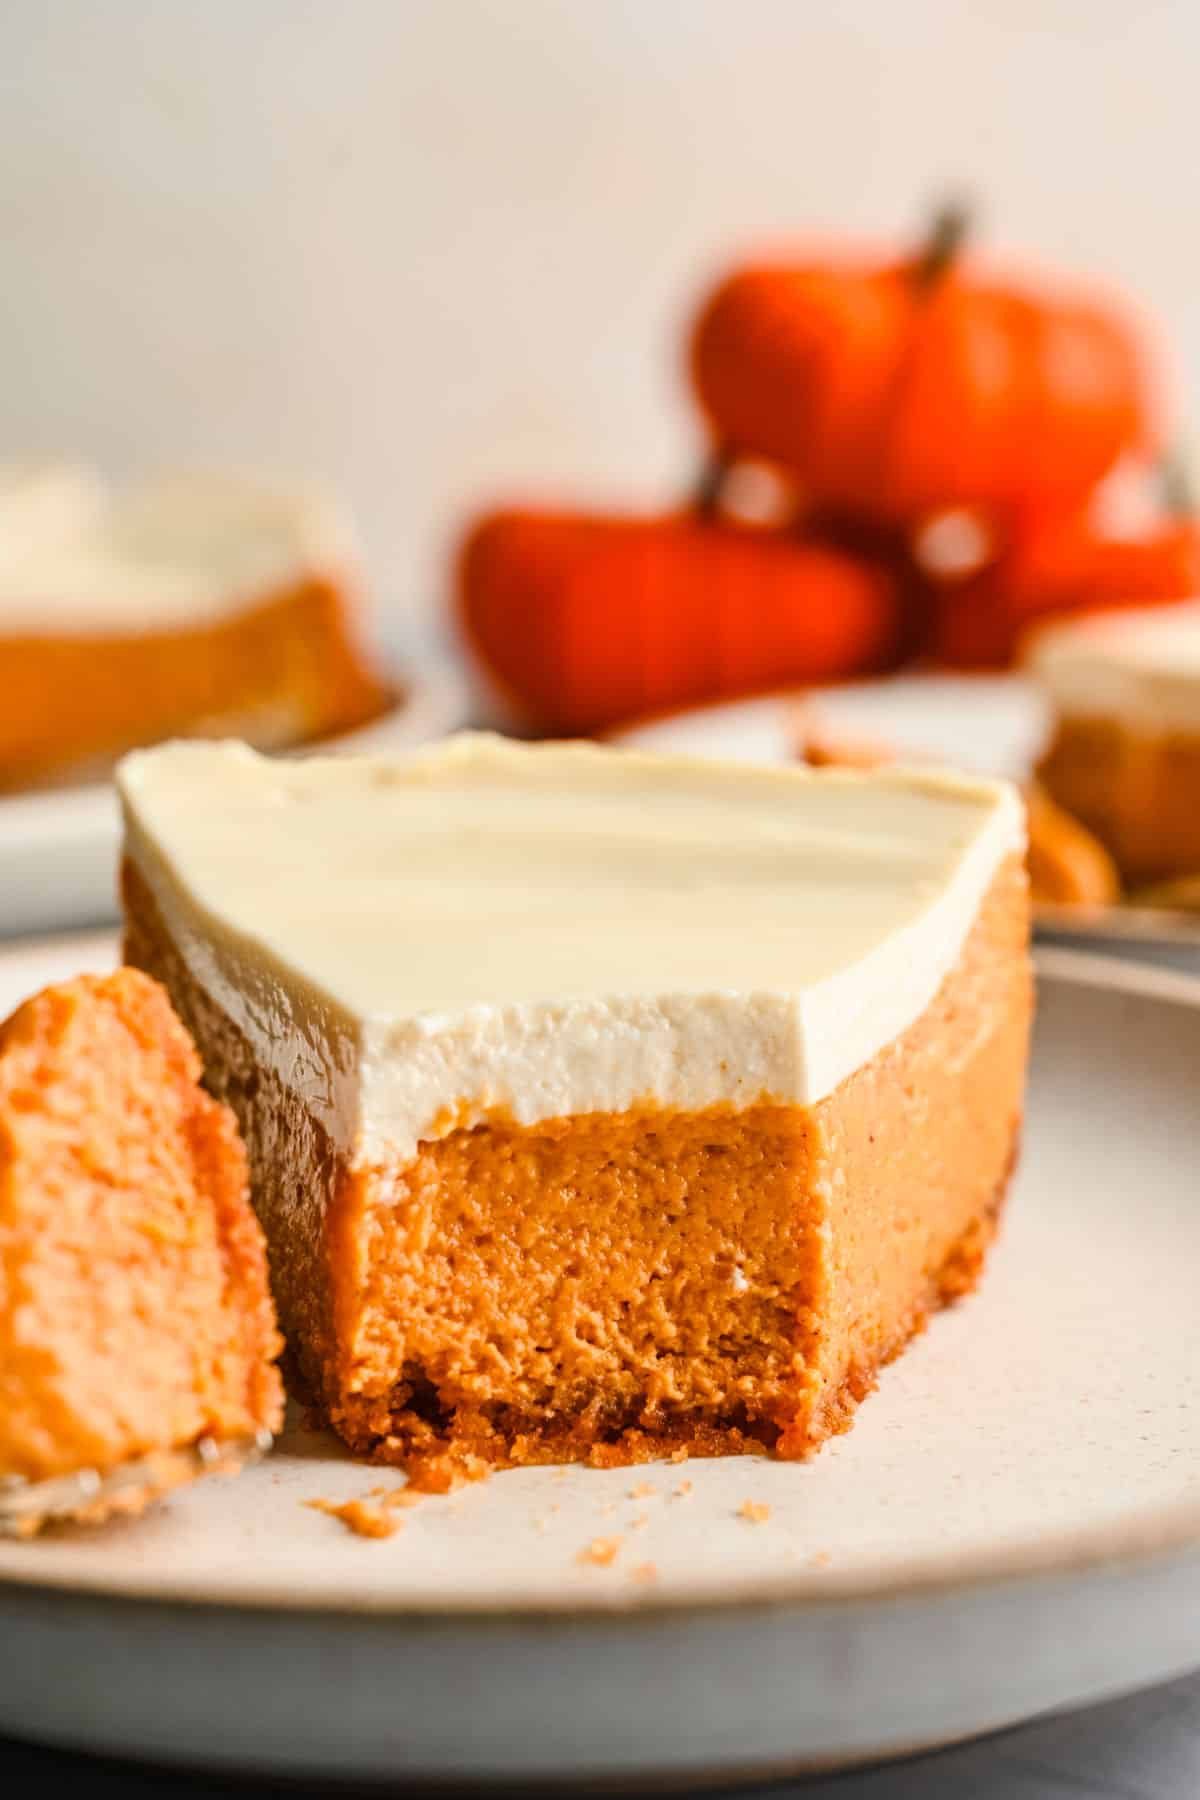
[{"x1": 118, "y1": 733, "x2": 1031, "y2": 1477}]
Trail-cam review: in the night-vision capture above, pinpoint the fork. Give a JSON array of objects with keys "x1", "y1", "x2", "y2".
[{"x1": 0, "y1": 1429, "x2": 275, "y2": 1538}]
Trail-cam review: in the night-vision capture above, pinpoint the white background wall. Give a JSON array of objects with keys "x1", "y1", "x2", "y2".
[{"x1": 0, "y1": 2, "x2": 1195, "y2": 654}]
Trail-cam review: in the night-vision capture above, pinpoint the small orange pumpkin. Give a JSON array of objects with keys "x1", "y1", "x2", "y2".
[
  {"x1": 691, "y1": 209, "x2": 1158, "y2": 533},
  {"x1": 457, "y1": 510, "x2": 902, "y2": 735},
  {"x1": 931, "y1": 511, "x2": 1200, "y2": 668}
]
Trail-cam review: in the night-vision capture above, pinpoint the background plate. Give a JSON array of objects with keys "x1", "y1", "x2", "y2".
[
  {"x1": 1, "y1": 935, "x2": 1200, "y2": 1780},
  {"x1": 614, "y1": 676, "x2": 1200, "y2": 967},
  {"x1": 0, "y1": 662, "x2": 469, "y2": 941}
]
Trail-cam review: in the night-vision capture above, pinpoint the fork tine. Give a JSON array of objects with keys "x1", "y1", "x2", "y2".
[{"x1": 0, "y1": 1430, "x2": 274, "y2": 1539}]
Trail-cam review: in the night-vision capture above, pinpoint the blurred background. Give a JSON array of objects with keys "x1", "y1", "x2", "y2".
[{"x1": 3, "y1": 0, "x2": 1197, "y2": 658}]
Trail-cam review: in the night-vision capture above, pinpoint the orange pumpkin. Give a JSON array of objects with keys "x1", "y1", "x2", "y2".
[
  {"x1": 691, "y1": 210, "x2": 1158, "y2": 532},
  {"x1": 457, "y1": 510, "x2": 902, "y2": 735},
  {"x1": 931, "y1": 511, "x2": 1200, "y2": 668}
]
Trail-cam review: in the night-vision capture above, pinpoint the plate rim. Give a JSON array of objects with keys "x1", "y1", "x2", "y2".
[
  {"x1": 0, "y1": 948, "x2": 1198, "y2": 1620},
  {"x1": 601, "y1": 667, "x2": 1036, "y2": 746}
]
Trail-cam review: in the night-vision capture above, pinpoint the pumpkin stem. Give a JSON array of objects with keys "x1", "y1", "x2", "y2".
[
  {"x1": 913, "y1": 201, "x2": 970, "y2": 289},
  {"x1": 693, "y1": 450, "x2": 732, "y2": 518},
  {"x1": 1159, "y1": 449, "x2": 1194, "y2": 517}
]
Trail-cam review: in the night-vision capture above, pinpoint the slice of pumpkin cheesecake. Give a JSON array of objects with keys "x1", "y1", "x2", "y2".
[
  {"x1": 0, "y1": 465, "x2": 388, "y2": 792},
  {"x1": 118, "y1": 733, "x2": 1031, "y2": 1479},
  {"x1": 1030, "y1": 601, "x2": 1200, "y2": 885}
]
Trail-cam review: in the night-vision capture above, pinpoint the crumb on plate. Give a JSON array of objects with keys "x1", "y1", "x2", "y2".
[
  {"x1": 306, "y1": 1497, "x2": 404, "y2": 1541},
  {"x1": 577, "y1": 1535, "x2": 622, "y2": 1568}
]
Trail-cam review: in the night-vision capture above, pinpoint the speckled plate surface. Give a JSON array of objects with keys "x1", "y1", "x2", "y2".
[{"x1": 2, "y1": 935, "x2": 1200, "y2": 1782}]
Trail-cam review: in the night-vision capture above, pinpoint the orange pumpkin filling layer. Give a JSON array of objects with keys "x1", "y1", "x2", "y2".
[
  {"x1": 0, "y1": 576, "x2": 387, "y2": 793},
  {"x1": 1037, "y1": 716, "x2": 1200, "y2": 886}
]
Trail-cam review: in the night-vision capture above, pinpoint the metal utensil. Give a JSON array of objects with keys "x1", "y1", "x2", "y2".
[{"x1": 0, "y1": 1429, "x2": 274, "y2": 1538}]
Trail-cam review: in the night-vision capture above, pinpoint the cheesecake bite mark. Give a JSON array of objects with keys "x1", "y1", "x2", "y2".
[{"x1": 327, "y1": 858, "x2": 1027, "y2": 1473}]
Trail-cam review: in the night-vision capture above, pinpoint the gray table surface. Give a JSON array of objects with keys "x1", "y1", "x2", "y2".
[{"x1": 2, "y1": 1667, "x2": 1199, "y2": 1798}]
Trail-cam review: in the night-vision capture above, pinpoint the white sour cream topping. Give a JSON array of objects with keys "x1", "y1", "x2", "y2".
[
  {"x1": 119, "y1": 734, "x2": 1024, "y2": 1165},
  {"x1": 0, "y1": 465, "x2": 356, "y2": 633}
]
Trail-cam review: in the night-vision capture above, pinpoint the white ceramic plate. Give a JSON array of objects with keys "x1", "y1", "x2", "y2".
[
  {"x1": 614, "y1": 676, "x2": 1200, "y2": 965},
  {"x1": 0, "y1": 663, "x2": 469, "y2": 941},
  {"x1": 3, "y1": 934, "x2": 1200, "y2": 1782}
]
